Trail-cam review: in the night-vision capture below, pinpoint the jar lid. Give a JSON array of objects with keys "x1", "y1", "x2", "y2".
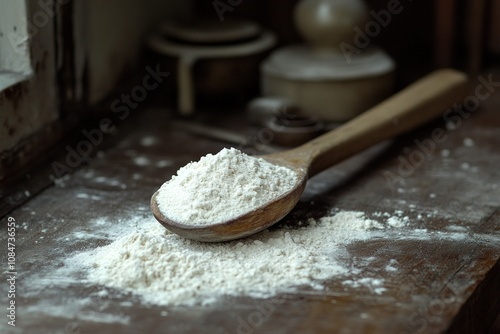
[
  {"x1": 262, "y1": 45, "x2": 395, "y2": 81},
  {"x1": 160, "y1": 18, "x2": 261, "y2": 44},
  {"x1": 147, "y1": 29, "x2": 276, "y2": 59}
]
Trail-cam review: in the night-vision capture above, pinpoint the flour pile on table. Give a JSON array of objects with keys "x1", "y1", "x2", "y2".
[
  {"x1": 155, "y1": 147, "x2": 297, "y2": 226},
  {"x1": 80, "y1": 211, "x2": 406, "y2": 306}
]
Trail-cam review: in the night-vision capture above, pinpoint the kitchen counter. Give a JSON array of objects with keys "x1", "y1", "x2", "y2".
[{"x1": 1, "y1": 71, "x2": 499, "y2": 334}]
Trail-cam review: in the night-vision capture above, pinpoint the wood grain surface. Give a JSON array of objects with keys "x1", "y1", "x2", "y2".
[{"x1": 0, "y1": 71, "x2": 499, "y2": 334}]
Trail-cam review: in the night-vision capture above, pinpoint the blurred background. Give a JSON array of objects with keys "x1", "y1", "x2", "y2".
[{"x1": 1, "y1": 0, "x2": 500, "y2": 156}]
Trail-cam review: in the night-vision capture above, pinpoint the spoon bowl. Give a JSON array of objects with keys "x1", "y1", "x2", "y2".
[
  {"x1": 152, "y1": 69, "x2": 468, "y2": 242},
  {"x1": 150, "y1": 154, "x2": 308, "y2": 242}
]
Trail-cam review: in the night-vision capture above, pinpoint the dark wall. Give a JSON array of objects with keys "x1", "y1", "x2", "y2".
[{"x1": 193, "y1": 0, "x2": 434, "y2": 77}]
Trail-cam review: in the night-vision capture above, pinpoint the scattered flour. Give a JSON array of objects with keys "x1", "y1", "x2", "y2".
[
  {"x1": 156, "y1": 148, "x2": 297, "y2": 226},
  {"x1": 140, "y1": 136, "x2": 157, "y2": 147},
  {"x1": 386, "y1": 216, "x2": 408, "y2": 228},
  {"x1": 156, "y1": 160, "x2": 173, "y2": 168},
  {"x1": 440, "y1": 149, "x2": 451, "y2": 158},
  {"x1": 76, "y1": 193, "x2": 102, "y2": 200},
  {"x1": 446, "y1": 121, "x2": 458, "y2": 130},
  {"x1": 317, "y1": 211, "x2": 384, "y2": 230},
  {"x1": 385, "y1": 259, "x2": 399, "y2": 272},
  {"x1": 463, "y1": 138, "x2": 475, "y2": 147},
  {"x1": 446, "y1": 225, "x2": 468, "y2": 232},
  {"x1": 134, "y1": 156, "x2": 151, "y2": 166},
  {"x1": 79, "y1": 211, "x2": 405, "y2": 307},
  {"x1": 342, "y1": 277, "x2": 386, "y2": 295}
]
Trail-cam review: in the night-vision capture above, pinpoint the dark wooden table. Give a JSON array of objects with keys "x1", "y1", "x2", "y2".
[{"x1": 1, "y1": 71, "x2": 499, "y2": 334}]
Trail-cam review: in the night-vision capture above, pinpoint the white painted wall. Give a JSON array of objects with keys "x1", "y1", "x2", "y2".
[
  {"x1": 0, "y1": 0, "x2": 33, "y2": 90},
  {"x1": 0, "y1": 0, "x2": 58, "y2": 152}
]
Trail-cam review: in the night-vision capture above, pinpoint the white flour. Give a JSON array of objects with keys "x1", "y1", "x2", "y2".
[
  {"x1": 155, "y1": 148, "x2": 297, "y2": 226},
  {"x1": 81, "y1": 211, "x2": 406, "y2": 307}
]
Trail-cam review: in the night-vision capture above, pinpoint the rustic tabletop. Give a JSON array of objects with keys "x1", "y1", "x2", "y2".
[{"x1": 1, "y1": 71, "x2": 499, "y2": 334}]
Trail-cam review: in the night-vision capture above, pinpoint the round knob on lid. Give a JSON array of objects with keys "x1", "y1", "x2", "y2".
[{"x1": 294, "y1": 0, "x2": 369, "y2": 53}]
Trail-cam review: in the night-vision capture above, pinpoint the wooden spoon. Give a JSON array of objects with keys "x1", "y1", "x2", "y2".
[{"x1": 151, "y1": 69, "x2": 467, "y2": 242}]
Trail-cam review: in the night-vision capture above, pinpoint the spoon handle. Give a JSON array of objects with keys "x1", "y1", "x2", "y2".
[{"x1": 295, "y1": 69, "x2": 468, "y2": 176}]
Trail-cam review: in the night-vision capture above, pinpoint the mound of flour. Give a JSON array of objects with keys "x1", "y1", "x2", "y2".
[
  {"x1": 82, "y1": 211, "x2": 405, "y2": 307},
  {"x1": 155, "y1": 148, "x2": 297, "y2": 226}
]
